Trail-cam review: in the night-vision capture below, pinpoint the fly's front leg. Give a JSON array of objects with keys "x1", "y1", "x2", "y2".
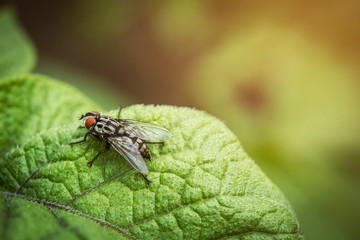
[
  {"x1": 117, "y1": 105, "x2": 123, "y2": 119},
  {"x1": 87, "y1": 142, "x2": 110, "y2": 168},
  {"x1": 69, "y1": 132, "x2": 99, "y2": 146}
]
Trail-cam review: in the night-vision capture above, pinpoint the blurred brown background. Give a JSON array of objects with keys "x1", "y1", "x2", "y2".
[{"x1": 3, "y1": 0, "x2": 360, "y2": 239}]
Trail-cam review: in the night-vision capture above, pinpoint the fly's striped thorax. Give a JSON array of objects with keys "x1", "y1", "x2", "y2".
[{"x1": 94, "y1": 117, "x2": 121, "y2": 135}]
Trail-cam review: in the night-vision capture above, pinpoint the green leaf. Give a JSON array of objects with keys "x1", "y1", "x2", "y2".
[
  {"x1": 0, "y1": 103, "x2": 303, "y2": 239},
  {"x1": 0, "y1": 74, "x2": 100, "y2": 157},
  {"x1": 0, "y1": 7, "x2": 36, "y2": 79},
  {"x1": 0, "y1": 192, "x2": 132, "y2": 240}
]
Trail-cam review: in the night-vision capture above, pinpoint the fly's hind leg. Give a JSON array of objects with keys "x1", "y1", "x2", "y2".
[
  {"x1": 143, "y1": 141, "x2": 165, "y2": 162},
  {"x1": 87, "y1": 142, "x2": 110, "y2": 167},
  {"x1": 140, "y1": 173, "x2": 152, "y2": 185},
  {"x1": 145, "y1": 141, "x2": 166, "y2": 147}
]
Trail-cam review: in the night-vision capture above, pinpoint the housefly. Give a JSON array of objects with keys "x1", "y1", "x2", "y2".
[{"x1": 69, "y1": 106, "x2": 172, "y2": 184}]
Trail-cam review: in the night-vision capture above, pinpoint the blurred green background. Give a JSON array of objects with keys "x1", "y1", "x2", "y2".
[{"x1": 2, "y1": 1, "x2": 360, "y2": 239}]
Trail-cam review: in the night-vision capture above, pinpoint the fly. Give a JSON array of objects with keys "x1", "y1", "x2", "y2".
[{"x1": 69, "y1": 106, "x2": 172, "y2": 184}]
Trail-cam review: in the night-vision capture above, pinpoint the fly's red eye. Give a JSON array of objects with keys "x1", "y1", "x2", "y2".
[
  {"x1": 92, "y1": 111, "x2": 99, "y2": 114},
  {"x1": 85, "y1": 117, "x2": 95, "y2": 129}
]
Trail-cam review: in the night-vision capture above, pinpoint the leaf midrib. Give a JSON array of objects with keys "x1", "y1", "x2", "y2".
[
  {"x1": 0, "y1": 191, "x2": 137, "y2": 240},
  {"x1": 1, "y1": 191, "x2": 293, "y2": 239}
]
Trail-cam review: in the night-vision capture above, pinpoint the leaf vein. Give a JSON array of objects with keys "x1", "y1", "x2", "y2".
[{"x1": 0, "y1": 192, "x2": 137, "y2": 240}]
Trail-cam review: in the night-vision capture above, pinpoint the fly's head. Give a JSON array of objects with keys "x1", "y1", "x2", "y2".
[{"x1": 79, "y1": 111, "x2": 100, "y2": 131}]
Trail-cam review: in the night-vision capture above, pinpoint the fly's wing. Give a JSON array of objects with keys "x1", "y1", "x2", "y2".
[
  {"x1": 119, "y1": 119, "x2": 172, "y2": 141},
  {"x1": 107, "y1": 136, "x2": 149, "y2": 175}
]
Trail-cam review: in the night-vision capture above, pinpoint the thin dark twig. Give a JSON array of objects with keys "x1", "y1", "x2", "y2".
[
  {"x1": 47, "y1": 206, "x2": 67, "y2": 229},
  {"x1": 65, "y1": 171, "x2": 129, "y2": 206},
  {"x1": 16, "y1": 160, "x2": 50, "y2": 194},
  {"x1": 47, "y1": 206, "x2": 90, "y2": 239},
  {"x1": 1, "y1": 192, "x2": 137, "y2": 240}
]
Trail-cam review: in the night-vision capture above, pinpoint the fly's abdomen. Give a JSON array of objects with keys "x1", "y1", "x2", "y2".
[{"x1": 132, "y1": 137, "x2": 150, "y2": 159}]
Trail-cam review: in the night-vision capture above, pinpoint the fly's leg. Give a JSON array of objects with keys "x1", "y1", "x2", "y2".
[
  {"x1": 87, "y1": 142, "x2": 110, "y2": 168},
  {"x1": 117, "y1": 105, "x2": 123, "y2": 119},
  {"x1": 78, "y1": 126, "x2": 85, "y2": 129},
  {"x1": 69, "y1": 132, "x2": 99, "y2": 146},
  {"x1": 145, "y1": 141, "x2": 166, "y2": 147},
  {"x1": 140, "y1": 173, "x2": 152, "y2": 185},
  {"x1": 143, "y1": 141, "x2": 165, "y2": 162}
]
